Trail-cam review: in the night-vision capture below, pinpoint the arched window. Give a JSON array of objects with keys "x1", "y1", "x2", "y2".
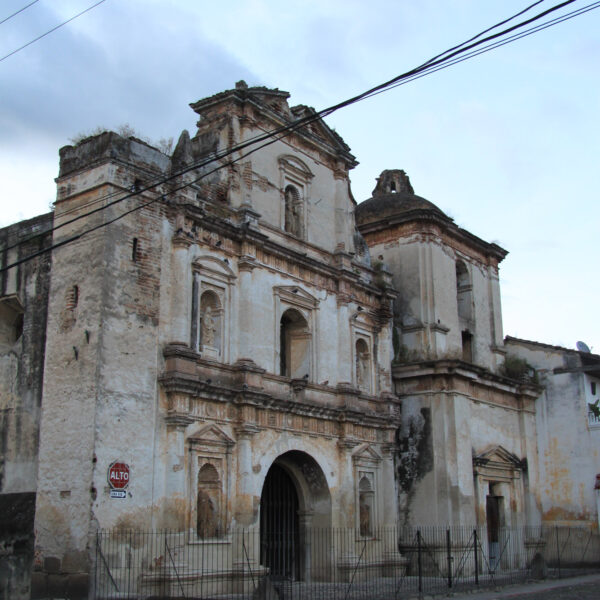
[
  {"x1": 355, "y1": 338, "x2": 371, "y2": 392},
  {"x1": 358, "y1": 475, "x2": 374, "y2": 537},
  {"x1": 199, "y1": 291, "x2": 222, "y2": 356},
  {"x1": 284, "y1": 184, "x2": 303, "y2": 237},
  {"x1": 197, "y1": 463, "x2": 222, "y2": 538},
  {"x1": 456, "y1": 260, "x2": 472, "y2": 322},
  {"x1": 280, "y1": 308, "x2": 310, "y2": 379},
  {"x1": 456, "y1": 260, "x2": 474, "y2": 362}
]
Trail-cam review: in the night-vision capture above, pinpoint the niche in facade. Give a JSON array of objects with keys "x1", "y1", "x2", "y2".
[
  {"x1": 278, "y1": 155, "x2": 313, "y2": 240},
  {"x1": 197, "y1": 463, "x2": 223, "y2": 539},
  {"x1": 190, "y1": 254, "x2": 235, "y2": 362},
  {"x1": 199, "y1": 290, "x2": 222, "y2": 358},
  {"x1": 355, "y1": 338, "x2": 372, "y2": 393},
  {"x1": 284, "y1": 184, "x2": 303, "y2": 238},
  {"x1": 352, "y1": 444, "x2": 381, "y2": 536},
  {"x1": 280, "y1": 308, "x2": 311, "y2": 379},
  {"x1": 358, "y1": 474, "x2": 374, "y2": 537}
]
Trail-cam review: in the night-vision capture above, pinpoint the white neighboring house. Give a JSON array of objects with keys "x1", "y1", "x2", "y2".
[{"x1": 505, "y1": 336, "x2": 600, "y2": 529}]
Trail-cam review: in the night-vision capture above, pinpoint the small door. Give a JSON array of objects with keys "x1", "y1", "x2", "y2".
[{"x1": 486, "y1": 494, "x2": 502, "y2": 571}]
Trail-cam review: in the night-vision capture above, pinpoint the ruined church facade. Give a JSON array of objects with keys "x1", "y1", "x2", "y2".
[
  {"x1": 29, "y1": 83, "x2": 400, "y2": 597},
  {"x1": 0, "y1": 83, "x2": 574, "y2": 599}
]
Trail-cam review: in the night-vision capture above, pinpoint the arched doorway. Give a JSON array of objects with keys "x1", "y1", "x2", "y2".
[
  {"x1": 259, "y1": 451, "x2": 331, "y2": 581},
  {"x1": 260, "y1": 464, "x2": 300, "y2": 579}
]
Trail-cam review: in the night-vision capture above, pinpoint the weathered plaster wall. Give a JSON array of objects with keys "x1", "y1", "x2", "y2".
[
  {"x1": 365, "y1": 230, "x2": 503, "y2": 372},
  {"x1": 33, "y1": 138, "x2": 170, "y2": 598},
  {"x1": 506, "y1": 338, "x2": 600, "y2": 527},
  {"x1": 0, "y1": 213, "x2": 52, "y2": 600}
]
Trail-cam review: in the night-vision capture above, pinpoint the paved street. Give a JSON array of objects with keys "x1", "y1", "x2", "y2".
[{"x1": 447, "y1": 573, "x2": 600, "y2": 600}]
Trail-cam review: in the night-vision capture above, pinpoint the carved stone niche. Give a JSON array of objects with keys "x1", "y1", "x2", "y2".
[
  {"x1": 191, "y1": 255, "x2": 236, "y2": 363},
  {"x1": 187, "y1": 424, "x2": 235, "y2": 539},
  {"x1": 352, "y1": 443, "x2": 382, "y2": 536}
]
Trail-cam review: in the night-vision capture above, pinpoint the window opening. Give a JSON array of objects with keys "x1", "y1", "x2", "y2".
[
  {"x1": 461, "y1": 330, "x2": 473, "y2": 362},
  {"x1": 280, "y1": 308, "x2": 310, "y2": 379}
]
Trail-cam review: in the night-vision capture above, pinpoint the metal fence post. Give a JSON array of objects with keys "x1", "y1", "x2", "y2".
[
  {"x1": 446, "y1": 528, "x2": 452, "y2": 589},
  {"x1": 473, "y1": 529, "x2": 479, "y2": 586},
  {"x1": 417, "y1": 529, "x2": 423, "y2": 593},
  {"x1": 556, "y1": 526, "x2": 561, "y2": 579}
]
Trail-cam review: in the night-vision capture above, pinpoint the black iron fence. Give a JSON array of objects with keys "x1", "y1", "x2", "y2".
[{"x1": 94, "y1": 525, "x2": 600, "y2": 599}]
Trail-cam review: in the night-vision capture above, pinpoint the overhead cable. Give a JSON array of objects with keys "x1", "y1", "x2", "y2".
[
  {"x1": 0, "y1": 0, "x2": 40, "y2": 26},
  {"x1": 1, "y1": 0, "x2": 595, "y2": 272},
  {"x1": 0, "y1": 0, "x2": 108, "y2": 63}
]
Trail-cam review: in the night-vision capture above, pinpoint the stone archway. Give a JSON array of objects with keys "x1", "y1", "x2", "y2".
[{"x1": 259, "y1": 451, "x2": 331, "y2": 581}]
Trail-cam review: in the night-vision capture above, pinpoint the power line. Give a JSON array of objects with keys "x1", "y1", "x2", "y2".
[
  {"x1": 0, "y1": 0, "x2": 584, "y2": 261},
  {"x1": 1, "y1": 0, "x2": 594, "y2": 272},
  {"x1": 359, "y1": 1, "x2": 600, "y2": 105},
  {"x1": 0, "y1": 0, "x2": 586, "y2": 257},
  {"x1": 0, "y1": 0, "x2": 108, "y2": 63},
  {"x1": 2, "y1": 0, "x2": 580, "y2": 256},
  {"x1": 0, "y1": 0, "x2": 40, "y2": 26}
]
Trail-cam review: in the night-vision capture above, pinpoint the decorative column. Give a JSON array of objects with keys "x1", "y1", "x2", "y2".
[
  {"x1": 171, "y1": 227, "x2": 192, "y2": 345},
  {"x1": 232, "y1": 422, "x2": 260, "y2": 591},
  {"x1": 236, "y1": 249, "x2": 257, "y2": 361},
  {"x1": 234, "y1": 423, "x2": 260, "y2": 525},
  {"x1": 164, "y1": 394, "x2": 193, "y2": 524},
  {"x1": 336, "y1": 436, "x2": 359, "y2": 581}
]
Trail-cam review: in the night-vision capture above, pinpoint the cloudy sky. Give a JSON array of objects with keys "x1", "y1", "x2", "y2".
[{"x1": 1, "y1": 0, "x2": 599, "y2": 351}]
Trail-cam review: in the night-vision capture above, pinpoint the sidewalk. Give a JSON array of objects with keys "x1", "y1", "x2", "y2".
[{"x1": 442, "y1": 572, "x2": 600, "y2": 599}]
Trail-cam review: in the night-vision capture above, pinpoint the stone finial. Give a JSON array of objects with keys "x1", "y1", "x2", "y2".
[
  {"x1": 236, "y1": 80, "x2": 248, "y2": 90},
  {"x1": 171, "y1": 129, "x2": 192, "y2": 167},
  {"x1": 372, "y1": 170, "x2": 414, "y2": 197}
]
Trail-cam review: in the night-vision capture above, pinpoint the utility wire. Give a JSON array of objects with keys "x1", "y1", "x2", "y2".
[
  {"x1": 414, "y1": 0, "x2": 548, "y2": 70},
  {"x1": 3, "y1": 0, "x2": 575, "y2": 254},
  {"x1": 43, "y1": 1, "x2": 551, "y2": 225},
  {"x1": 0, "y1": 0, "x2": 586, "y2": 255},
  {"x1": 0, "y1": 0, "x2": 40, "y2": 26},
  {"x1": 0, "y1": 0, "x2": 594, "y2": 272},
  {"x1": 0, "y1": 0, "x2": 107, "y2": 63},
  {"x1": 2, "y1": 0, "x2": 582, "y2": 256},
  {"x1": 359, "y1": 1, "x2": 600, "y2": 104}
]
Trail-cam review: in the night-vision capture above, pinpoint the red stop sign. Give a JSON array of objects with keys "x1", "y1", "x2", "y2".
[{"x1": 108, "y1": 461, "x2": 130, "y2": 490}]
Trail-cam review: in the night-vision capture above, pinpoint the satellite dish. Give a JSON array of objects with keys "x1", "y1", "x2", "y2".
[{"x1": 576, "y1": 341, "x2": 591, "y2": 353}]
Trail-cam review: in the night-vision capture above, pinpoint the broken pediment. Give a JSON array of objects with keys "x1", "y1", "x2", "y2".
[
  {"x1": 273, "y1": 285, "x2": 319, "y2": 310},
  {"x1": 352, "y1": 443, "x2": 382, "y2": 464},
  {"x1": 473, "y1": 445, "x2": 525, "y2": 480},
  {"x1": 188, "y1": 424, "x2": 235, "y2": 450},
  {"x1": 278, "y1": 155, "x2": 314, "y2": 181},
  {"x1": 289, "y1": 105, "x2": 355, "y2": 160},
  {"x1": 192, "y1": 255, "x2": 236, "y2": 282}
]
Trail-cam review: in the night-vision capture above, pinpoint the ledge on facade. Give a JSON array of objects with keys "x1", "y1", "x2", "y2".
[
  {"x1": 159, "y1": 365, "x2": 399, "y2": 429},
  {"x1": 392, "y1": 358, "x2": 541, "y2": 399},
  {"x1": 232, "y1": 358, "x2": 266, "y2": 374},
  {"x1": 163, "y1": 342, "x2": 199, "y2": 360}
]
